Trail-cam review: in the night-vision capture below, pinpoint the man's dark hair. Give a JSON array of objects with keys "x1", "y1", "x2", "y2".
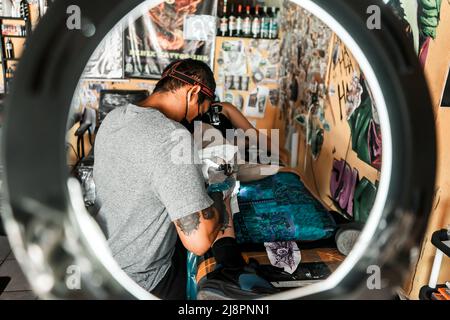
[{"x1": 153, "y1": 59, "x2": 216, "y2": 104}]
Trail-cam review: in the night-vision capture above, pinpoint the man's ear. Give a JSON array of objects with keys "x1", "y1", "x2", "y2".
[{"x1": 190, "y1": 85, "x2": 202, "y2": 103}]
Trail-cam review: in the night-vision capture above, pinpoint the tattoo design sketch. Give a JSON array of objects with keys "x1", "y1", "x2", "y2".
[{"x1": 264, "y1": 241, "x2": 302, "y2": 274}]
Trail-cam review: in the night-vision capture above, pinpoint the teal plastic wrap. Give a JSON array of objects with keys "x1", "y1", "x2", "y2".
[
  {"x1": 234, "y1": 172, "x2": 336, "y2": 243},
  {"x1": 186, "y1": 251, "x2": 199, "y2": 300}
]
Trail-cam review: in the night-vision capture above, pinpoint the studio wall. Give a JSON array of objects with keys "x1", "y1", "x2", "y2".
[
  {"x1": 64, "y1": 0, "x2": 449, "y2": 300},
  {"x1": 404, "y1": 0, "x2": 450, "y2": 300}
]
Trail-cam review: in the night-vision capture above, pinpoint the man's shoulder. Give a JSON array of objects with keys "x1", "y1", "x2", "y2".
[
  {"x1": 141, "y1": 110, "x2": 191, "y2": 143},
  {"x1": 126, "y1": 105, "x2": 192, "y2": 145},
  {"x1": 98, "y1": 104, "x2": 192, "y2": 146}
]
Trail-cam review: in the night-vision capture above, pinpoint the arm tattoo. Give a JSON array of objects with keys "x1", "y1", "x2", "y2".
[
  {"x1": 209, "y1": 192, "x2": 231, "y2": 233},
  {"x1": 201, "y1": 207, "x2": 216, "y2": 220},
  {"x1": 176, "y1": 212, "x2": 200, "y2": 236},
  {"x1": 177, "y1": 193, "x2": 231, "y2": 236}
]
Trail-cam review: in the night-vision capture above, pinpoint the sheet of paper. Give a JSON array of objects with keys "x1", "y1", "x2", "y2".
[{"x1": 264, "y1": 241, "x2": 302, "y2": 274}]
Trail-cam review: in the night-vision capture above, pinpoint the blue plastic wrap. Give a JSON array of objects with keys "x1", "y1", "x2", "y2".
[
  {"x1": 234, "y1": 172, "x2": 336, "y2": 243},
  {"x1": 207, "y1": 176, "x2": 236, "y2": 194},
  {"x1": 186, "y1": 251, "x2": 199, "y2": 300}
]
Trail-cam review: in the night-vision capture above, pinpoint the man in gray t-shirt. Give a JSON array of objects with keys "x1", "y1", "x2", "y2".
[
  {"x1": 94, "y1": 59, "x2": 239, "y2": 299},
  {"x1": 94, "y1": 59, "x2": 276, "y2": 300},
  {"x1": 94, "y1": 104, "x2": 213, "y2": 292}
]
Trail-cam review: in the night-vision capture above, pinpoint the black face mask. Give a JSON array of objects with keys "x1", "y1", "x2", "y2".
[
  {"x1": 182, "y1": 103, "x2": 225, "y2": 133},
  {"x1": 180, "y1": 118, "x2": 196, "y2": 133},
  {"x1": 180, "y1": 93, "x2": 199, "y2": 133}
]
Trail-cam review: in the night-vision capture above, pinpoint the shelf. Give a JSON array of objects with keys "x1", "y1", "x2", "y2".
[
  {"x1": 216, "y1": 36, "x2": 280, "y2": 41},
  {"x1": 1, "y1": 35, "x2": 26, "y2": 38},
  {"x1": 0, "y1": 16, "x2": 26, "y2": 21},
  {"x1": 216, "y1": 35, "x2": 280, "y2": 41},
  {"x1": 221, "y1": 88, "x2": 251, "y2": 94}
]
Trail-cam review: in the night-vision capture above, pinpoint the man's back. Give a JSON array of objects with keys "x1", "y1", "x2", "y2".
[{"x1": 94, "y1": 104, "x2": 212, "y2": 291}]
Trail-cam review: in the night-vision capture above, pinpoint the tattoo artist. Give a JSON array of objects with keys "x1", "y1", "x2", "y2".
[{"x1": 94, "y1": 59, "x2": 276, "y2": 300}]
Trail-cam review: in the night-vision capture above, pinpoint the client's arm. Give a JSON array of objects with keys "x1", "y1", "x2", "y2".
[{"x1": 220, "y1": 102, "x2": 273, "y2": 153}]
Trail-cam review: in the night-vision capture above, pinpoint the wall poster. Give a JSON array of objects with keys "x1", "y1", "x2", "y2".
[
  {"x1": 82, "y1": 25, "x2": 124, "y2": 79},
  {"x1": 124, "y1": 0, "x2": 217, "y2": 79}
]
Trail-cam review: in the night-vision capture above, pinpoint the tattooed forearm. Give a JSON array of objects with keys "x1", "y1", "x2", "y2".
[
  {"x1": 176, "y1": 212, "x2": 200, "y2": 236},
  {"x1": 209, "y1": 192, "x2": 231, "y2": 233}
]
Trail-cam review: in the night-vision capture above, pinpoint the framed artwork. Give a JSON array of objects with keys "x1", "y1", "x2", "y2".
[{"x1": 124, "y1": 0, "x2": 217, "y2": 79}]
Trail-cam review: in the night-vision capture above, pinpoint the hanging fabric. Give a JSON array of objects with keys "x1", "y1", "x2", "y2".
[{"x1": 330, "y1": 159, "x2": 359, "y2": 217}]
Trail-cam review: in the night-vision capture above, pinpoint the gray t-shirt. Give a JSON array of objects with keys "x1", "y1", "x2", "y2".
[{"x1": 94, "y1": 104, "x2": 213, "y2": 291}]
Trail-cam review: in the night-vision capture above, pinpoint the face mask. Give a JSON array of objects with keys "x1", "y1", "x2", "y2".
[
  {"x1": 180, "y1": 90, "x2": 197, "y2": 133},
  {"x1": 182, "y1": 88, "x2": 207, "y2": 130},
  {"x1": 180, "y1": 118, "x2": 195, "y2": 133}
]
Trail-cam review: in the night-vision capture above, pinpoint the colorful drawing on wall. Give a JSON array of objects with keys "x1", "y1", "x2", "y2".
[
  {"x1": 418, "y1": 0, "x2": 443, "y2": 40},
  {"x1": 347, "y1": 77, "x2": 382, "y2": 170},
  {"x1": 83, "y1": 26, "x2": 124, "y2": 79},
  {"x1": 124, "y1": 0, "x2": 217, "y2": 79},
  {"x1": 326, "y1": 33, "x2": 381, "y2": 169},
  {"x1": 387, "y1": 0, "x2": 443, "y2": 64},
  {"x1": 329, "y1": 35, "x2": 359, "y2": 130},
  {"x1": 345, "y1": 72, "x2": 364, "y2": 119},
  {"x1": 418, "y1": 0, "x2": 443, "y2": 65}
]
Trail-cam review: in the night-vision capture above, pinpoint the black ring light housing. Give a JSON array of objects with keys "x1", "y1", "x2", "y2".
[{"x1": 1, "y1": 0, "x2": 436, "y2": 299}]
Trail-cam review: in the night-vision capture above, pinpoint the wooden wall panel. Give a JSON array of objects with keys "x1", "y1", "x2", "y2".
[
  {"x1": 274, "y1": 32, "x2": 381, "y2": 211},
  {"x1": 405, "y1": 0, "x2": 450, "y2": 299}
]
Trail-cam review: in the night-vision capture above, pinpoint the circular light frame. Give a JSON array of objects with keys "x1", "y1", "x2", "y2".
[{"x1": 1, "y1": 0, "x2": 436, "y2": 299}]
